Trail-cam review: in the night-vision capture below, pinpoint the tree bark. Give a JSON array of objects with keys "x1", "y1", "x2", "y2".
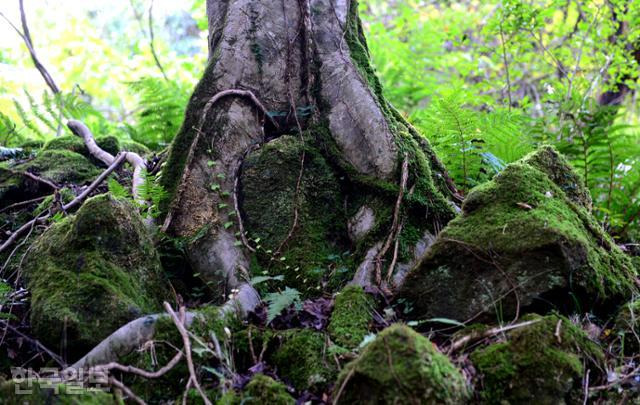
[{"x1": 159, "y1": 0, "x2": 458, "y2": 300}]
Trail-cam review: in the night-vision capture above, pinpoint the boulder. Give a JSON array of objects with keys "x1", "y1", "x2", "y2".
[
  {"x1": 471, "y1": 314, "x2": 604, "y2": 404},
  {"x1": 328, "y1": 285, "x2": 373, "y2": 348},
  {"x1": 24, "y1": 193, "x2": 167, "y2": 357},
  {"x1": 0, "y1": 150, "x2": 100, "y2": 208},
  {"x1": 333, "y1": 324, "x2": 469, "y2": 404},
  {"x1": 397, "y1": 146, "x2": 637, "y2": 322}
]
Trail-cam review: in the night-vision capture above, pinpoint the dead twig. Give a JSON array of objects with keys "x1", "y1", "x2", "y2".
[
  {"x1": 0, "y1": 319, "x2": 65, "y2": 367},
  {"x1": 448, "y1": 318, "x2": 541, "y2": 353},
  {"x1": 163, "y1": 302, "x2": 212, "y2": 405},
  {"x1": 0, "y1": 196, "x2": 47, "y2": 214},
  {"x1": 109, "y1": 376, "x2": 146, "y2": 405}
]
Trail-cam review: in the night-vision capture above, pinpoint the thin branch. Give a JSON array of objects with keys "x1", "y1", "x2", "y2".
[
  {"x1": 18, "y1": 0, "x2": 60, "y2": 94},
  {"x1": 147, "y1": 0, "x2": 169, "y2": 82},
  {"x1": 109, "y1": 377, "x2": 146, "y2": 405},
  {"x1": 163, "y1": 302, "x2": 212, "y2": 405},
  {"x1": 0, "y1": 319, "x2": 65, "y2": 367},
  {"x1": 447, "y1": 318, "x2": 541, "y2": 353},
  {"x1": 499, "y1": 21, "x2": 512, "y2": 110}
]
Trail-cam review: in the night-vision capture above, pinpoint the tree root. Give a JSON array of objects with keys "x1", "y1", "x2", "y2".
[
  {"x1": 375, "y1": 153, "x2": 409, "y2": 286},
  {"x1": 162, "y1": 88, "x2": 278, "y2": 233},
  {"x1": 67, "y1": 120, "x2": 147, "y2": 206},
  {"x1": 70, "y1": 283, "x2": 259, "y2": 369}
]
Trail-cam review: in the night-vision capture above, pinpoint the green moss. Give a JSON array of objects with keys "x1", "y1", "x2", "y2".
[
  {"x1": 120, "y1": 140, "x2": 150, "y2": 155},
  {"x1": 19, "y1": 149, "x2": 101, "y2": 184},
  {"x1": 43, "y1": 135, "x2": 120, "y2": 161},
  {"x1": 471, "y1": 314, "x2": 604, "y2": 404},
  {"x1": 613, "y1": 298, "x2": 640, "y2": 355},
  {"x1": 240, "y1": 374, "x2": 295, "y2": 405},
  {"x1": 270, "y1": 329, "x2": 335, "y2": 391},
  {"x1": 24, "y1": 193, "x2": 167, "y2": 358},
  {"x1": 34, "y1": 187, "x2": 75, "y2": 216},
  {"x1": 0, "y1": 380, "x2": 116, "y2": 404},
  {"x1": 398, "y1": 146, "x2": 637, "y2": 322},
  {"x1": 241, "y1": 135, "x2": 351, "y2": 296},
  {"x1": 328, "y1": 285, "x2": 373, "y2": 348},
  {"x1": 333, "y1": 324, "x2": 469, "y2": 404}
]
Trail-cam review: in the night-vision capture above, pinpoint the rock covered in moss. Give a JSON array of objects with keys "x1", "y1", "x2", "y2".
[
  {"x1": 241, "y1": 135, "x2": 350, "y2": 295},
  {"x1": 43, "y1": 135, "x2": 120, "y2": 159},
  {"x1": 218, "y1": 374, "x2": 294, "y2": 405},
  {"x1": 613, "y1": 299, "x2": 640, "y2": 355},
  {"x1": 0, "y1": 150, "x2": 100, "y2": 208},
  {"x1": 24, "y1": 193, "x2": 167, "y2": 357},
  {"x1": 328, "y1": 285, "x2": 373, "y2": 348},
  {"x1": 333, "y1": 324, "x2": 469, "y2": 404},
  {"x1": 471, "y1": 314, "x2": 604, "y2": 404},
  {"x1": 0, "y1": 380, "x2": 116, "y2": 404},
  {"x1": 398, "y1": 146, "x2": 637, "y2": 322},
  {"x1": 270, "y1": 329, "x2": 336, "y2": 391}
]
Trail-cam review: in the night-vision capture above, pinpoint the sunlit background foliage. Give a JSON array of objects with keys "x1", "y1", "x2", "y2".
[{"x1": 1, "y1": 0, "x2": 639, "y2": 237}]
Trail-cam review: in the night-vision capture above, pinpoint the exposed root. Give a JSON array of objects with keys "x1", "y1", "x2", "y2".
[
  {"x1": 233, "y1": 146, "x2": 258, "y2": 253},
  {"x1": 374, "y1": 153, "x2": 409, "y2": 286},
  {"x1": 70, "y1": 283, "x2": 259, "y2": 369},
  {"x1": 67, "y1": 120, "x2": 147, "y2": 205},
  {"x1": 163, "y1": 89, "x2": 278, "y2": 233}
]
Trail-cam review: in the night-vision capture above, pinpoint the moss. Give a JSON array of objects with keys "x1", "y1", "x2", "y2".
[
  {"x1": 34, "y1": 187, "x2": 75, "y2": 216},
  {"x1": 398, "y1": 146, "x2": 637, "y2": 322},
  {"x1": 333, "y1": 324, "x2": 469, "y2": 404},
  {"x1": 328, "y1": 285, "x2": 373, "y2": 348},
  {"x1": 241, "y1": 135, "x2": 351, "y2": 296},
  {"x1": 613, "y1": 298, "x2": 640, "y2": 355},
  {"x1": 24, "y1": 193, "x2": 167, "y2": 358},
  {"x1": 43, "y1": 135, "x2": 120, "y2": 161},
  {"x1": 270, "y1": 329, "x2": 335, "y2": 391},
  {"x1": 471, "y1": 314, "x2": 604, "y2": 404},
  {"x1": 120, "y1": 140, "x2": 150, "y2": 156},
  {"x1": 19, "y1": 140, "x2": 44, "y2": 150},
  {"x1": 240, "y1": 374, "x2": 295, "y2": 405},
  {"x1": 0, "y1": 380, "x2": 116, "y2": 404},
  {"x1": 18, "y1": 149, "x2": 101, "y2": 184}
]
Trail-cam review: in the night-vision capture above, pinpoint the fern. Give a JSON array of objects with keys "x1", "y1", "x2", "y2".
[
  {"x1": 138, "y1": 170, "x2": 169, "y2": 218},
  {"x1": 128, "y1": 77, "x2": 189, "y2": 149},
  {"x1": 264, "y1": 287, "x2": 302, "y2": 324},
  {"x1": 107, "y1": 177, "x2": 131, "y2": 200}
]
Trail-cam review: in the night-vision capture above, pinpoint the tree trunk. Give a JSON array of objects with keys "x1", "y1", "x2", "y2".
[{"x1": 159, "y1": 0, "x2": 458, "y2": 301}]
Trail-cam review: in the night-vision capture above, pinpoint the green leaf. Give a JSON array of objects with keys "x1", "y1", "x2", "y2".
[
  {"x1": 223, "y1": 221, "x2": 233, "y2": 229},
  {"x1": 264, "y1": 287, "x2": 302, "y2": 324},
  {"x1": 250, "y1": 274, "x2": 285, "y2": 285}
]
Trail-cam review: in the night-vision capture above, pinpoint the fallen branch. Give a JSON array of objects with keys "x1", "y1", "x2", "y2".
[
  {"x1": 164, "y1": 302, "x2": 212, "y2": 405},
  {"x1": 0, "y1": 196, "x2": 47, "y2": 214},
  {"x1": 109, "y1": 376, "x2": 146, "y2": 405},
  {"x1": 447, "y1": 318, "x2": 541, "y2": 353},
  {"x1": 0, "y1": 319, "x2": 65, "y2": 367}
]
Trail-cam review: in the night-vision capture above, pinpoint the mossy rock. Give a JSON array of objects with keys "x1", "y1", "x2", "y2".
[
  {"x1": 398, "y1": 146, "x2": 637, "y2": 322},
  {"x1": 333, "y1": 323, "x2": 469, "y2": 404},
  {"x1": 613, "y1": 299, "x2": 640, "y2": 355},
  {"x1": 18, "y1": 140, "x2": 45, "y2": 150},
  {"x1": 218, "y1": 374, "x2": 295, "y2": 405},
  {"x1": 0, "y1": 150, "x2": 100, "y2": 208},
  {"x1": 269, "y1": 328, "x2": 336, "y2": 391},
  {"x1": 471, "y1": 314, "x2": 604, "y2": 404},
  {"x1": 0, "y1": 380, "x2": 116, "y2": 404},
  {"x1": 240, "y1": 135, "x2": 350, "y2": 295},
  {"x1": 328, "y1": 285, "x2": 374, "y2": 348},
  {"x1": 33, "y1": 187, "x2": 75, "y2": 216},
  {"x1": 120, "y1": 140, "x2": 151, "y2": 156},
  {"x1": 24, "y1": 193, "x2": 167, "y2": 358},
  {"x1": 43, "y1": 135, "x2": 120, "y2": 160}
]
